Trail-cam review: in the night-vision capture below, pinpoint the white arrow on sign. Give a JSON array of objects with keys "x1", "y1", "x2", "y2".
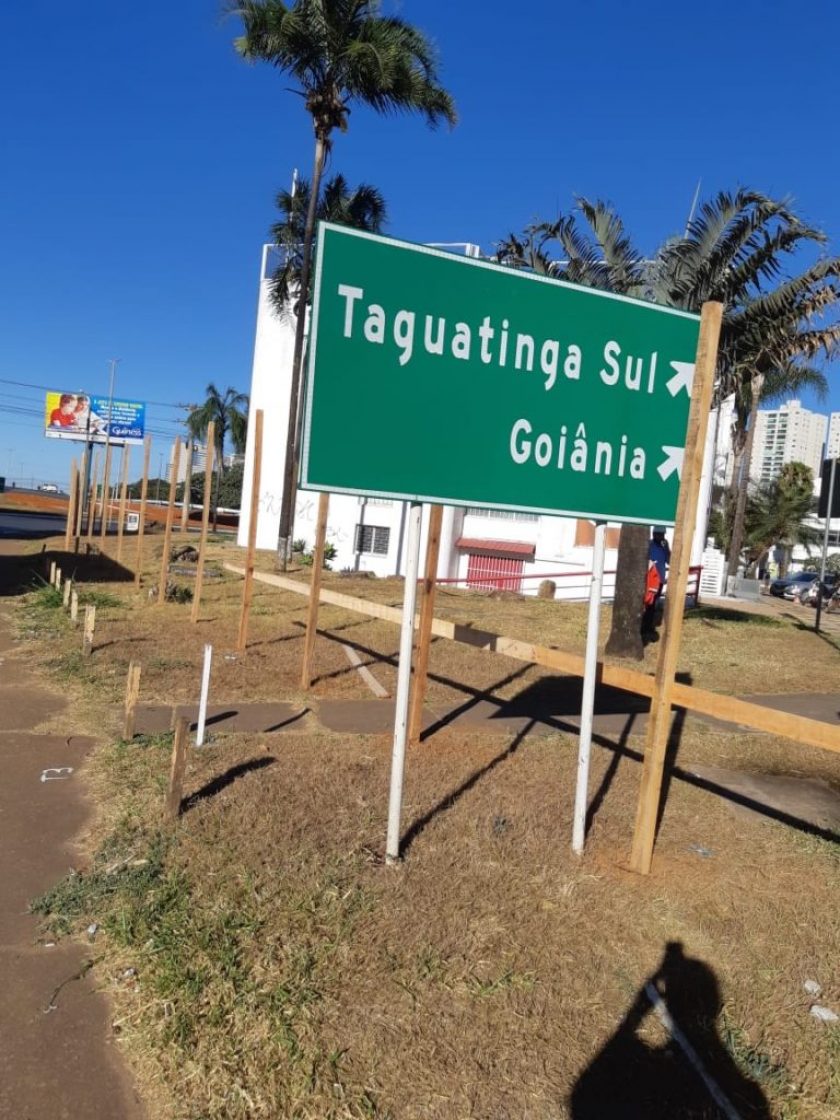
[
  {"x1": 658, "y1": 446, "x2": 684, "y2": 482},
  {"x1": 667, "y1": 360, "x2": 695, "y2": 397}
]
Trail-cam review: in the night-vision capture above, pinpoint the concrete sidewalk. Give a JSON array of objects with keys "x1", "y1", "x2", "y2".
[
  {"x1": 134, "y1": 685, "x2": 840, "y2": 741},
  {"x1": 0, "y1": 614, "x2": 145, "y2": 1119}
]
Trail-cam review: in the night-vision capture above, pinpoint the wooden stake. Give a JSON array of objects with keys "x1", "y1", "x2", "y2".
[
  {"x1": 55, "y1": 566, "x2": 62, "y2": 590},
  {"x1": 190, "y1": 422, "x2": 216, "y2": 623},
  {"x1": 166, "y1": 716, "x2": 190, "y2": 820},
  {"x1": 86, "y1": 454, "x2": 100, "y2": 542},
  {"x1": 63, "y1": 577, "x2": 72, "y2": 609},
  {"x1": 82, "y1": 604, "x2": 96, "y2": 656},
  {"x1": 74, "y1": 448, "x2": 87, "y2": 548},
  {"x1": 300, "y1": 491, "x2": 330, "y2": 689},
  {"x1": 181, "y1": 440, "x2": 194, "y2": 532},
  {"x1": 49, "y1": 561, "x2": 56, "y2": 586},
  {"x1": 629, "y1": 301, "x2": 723, "y2": 875},
  {"x1": 99, "y1": 442, "x2": 113, "y2": 540},
  {"x1": 123, "y1": 660, "x2": 142, "y2": 740},
  {"x1": 408, "y1": 504, "x2": 443, "y2": 743},
  {"x1": 116, "y1": 444, "x2": 130, "y2": 563},
  {"x1": 65, "y1": 459, "x2": 78, "y2": 551},
  {"x1": 157, "y1": 439, "x2": 181, "y2": 605},
  {"x1": 236, "y1": 411, "x2": 264, "y2": 653},
  {"x1": 70, "y1": 589, "x2": 79, "y2": 623},
  {"x1": 134, "y1": 435, "x2": 152, "y2": 588}
]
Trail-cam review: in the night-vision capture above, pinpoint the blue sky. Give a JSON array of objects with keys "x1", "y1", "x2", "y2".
[{"x1": 2, "y1": 0, "x2": 839, "y2": 484}]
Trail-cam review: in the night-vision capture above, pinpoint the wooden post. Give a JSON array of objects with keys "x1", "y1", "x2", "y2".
[
  {"x1": 49, "y1": 561, "x2": 56, "y2": 586},
  {"x1": 166, "y1": 716, "x2": 189, "y2": 820},
  {"x1": 70, "y1": 589, "x2": 79, "y2": 623},
  {"x1": 190, "y1": 423, "x2": 216, "y2": 623},
  {"x1": 180, "y1": 440, "x2": 194, "y2": 533},
  {"x1": 123, "y1": 661, "x2": 142, "y2": 740},
  {"x1": 55, "y1": 567, "x2": 62, "y2": 590},
  {"x1": 82, "y1": 604, "x2": 96, "y2": 656},
  {"x1": 63, "y1": 577, "x2": 72, "y2": 609},
  {"x1": 300, "y1": 491, "x2": 330, "y2": 689},
  {"x1": 157, "y1": 439, "x2": 181, "y2": 605},
  {"x1": 74, "y1": 448, "x2": 87, "y2": 548},
  {"x1": 116, "y1": 444, "x2": 130, "y2": 563},
  {"x1": 236, "y1": 411, "x2": 264, "y2": 653},
  {"x1": 408, "y1": 504, "x2": 443, "y2": 743},
  {"x1": 99, "y1": 442, "x2": 113, "y2": 540},
  {"x1": 629, "y1": 301, "x2": 723, "y2": 875},
  {"x1": 86, "y1": 455, "x2": 100, "y2": 542},
  {"x1": 134, "y1": 435, "x2": 152, "y2": 588},
  {"x1": 65, "y1": 459, "x2": 78, "y2": 551}
]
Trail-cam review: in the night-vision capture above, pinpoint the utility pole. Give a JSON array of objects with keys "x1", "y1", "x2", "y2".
[
  {"x1": 815, "y1": 457, "x2": 837, "y2": 635},
  {"x1": 100, "y1": 358, "x2": 119, "y2": 536}
]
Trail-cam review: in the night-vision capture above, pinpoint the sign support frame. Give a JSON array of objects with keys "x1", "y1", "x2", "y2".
[
  {"x1": 572, "y1": 519, "x2": 608, "y2": 854},
  {"x1": 385, "y1": 501, "x2": 424, "y2": 864},
  {"x1": 629, "y1": 301, "x2": 722, "y2": 874}
]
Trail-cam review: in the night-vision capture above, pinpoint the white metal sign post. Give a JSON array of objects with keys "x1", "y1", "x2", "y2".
[
  {"x1": 196, "y1": 644, "x2": 213, "y2": 747},
  {"x1": 385, "y1": 502, "x2": 423, "y2": 863},
  {"x1": 572, "y1": 521, "x2": 608, "y2": 854}
]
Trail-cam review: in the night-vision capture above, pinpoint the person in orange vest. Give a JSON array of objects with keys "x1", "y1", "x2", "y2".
[{"x1": 642, "y1": 527, "x2": 670, "y2": 641}]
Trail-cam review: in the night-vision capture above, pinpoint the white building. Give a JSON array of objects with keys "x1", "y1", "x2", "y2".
[
  {"x1": 749, "y1": 399, "x2": 827, "y2": 486},
  {"x1": 168, "y1": 441, "x2": 207, "y2": 485},
  {"x1": 827, "y1": 411, "x2": 840, "y2": 460},
  {"x1": 239, "y1": 244, "x2": 716, "y2": 599}
]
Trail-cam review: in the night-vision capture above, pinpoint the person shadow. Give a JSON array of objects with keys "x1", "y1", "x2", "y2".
[{"x1": 570, "y1": 942, "x2": 771, "y2": 1119}]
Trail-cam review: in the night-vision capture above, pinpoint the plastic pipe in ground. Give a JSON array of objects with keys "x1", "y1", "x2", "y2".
[
  {"x1": 572, "y1": 520, "x2": 607, "y2": 855},
  {"x1": 196, "y1": 643, "x2": 212, "y2": 747},
  {"x1": 385, "y1": 502, "x2": 423, "y2": 864}
]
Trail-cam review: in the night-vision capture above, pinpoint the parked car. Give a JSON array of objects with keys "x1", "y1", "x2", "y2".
[
  {"x1": 770, "y1": 571, "x2": 817, "y2": 598},
  {"x1": 801, "y1": 573, "x2": 840, "y2": 607}
]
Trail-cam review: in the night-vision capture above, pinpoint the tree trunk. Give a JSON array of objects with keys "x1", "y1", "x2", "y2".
[
  {"x1": 276, "y1": 132, "x2": 327, "y2": 570},
  {"x1": 605, "y1": 523, "x2": 648, "y2": 660},
  {"x1": 726, "y1": 375, "x2": 764, "y2": 590}
]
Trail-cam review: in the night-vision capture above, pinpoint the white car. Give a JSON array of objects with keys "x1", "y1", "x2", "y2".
[{"x1": 38, "y1": 483, "x2": 59, "y2": 493}]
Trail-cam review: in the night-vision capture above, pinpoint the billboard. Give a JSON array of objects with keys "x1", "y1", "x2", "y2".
[{"x1": 44, "y1": 392, "x2": 146, "y2": 445}]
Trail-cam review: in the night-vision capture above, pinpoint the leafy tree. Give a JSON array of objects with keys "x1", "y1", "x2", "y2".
[
  {"x1": 233, "y1": 0, "x2": 456, "y2": 565},
  {"x1": 178, "y1": 462, "x2": 245, "y2": 510},
  {"x1": 743, "y1": 461, "x2": 818, "y2": 575},
  {"x1": 270, "y1": 173, "x2": 386, "y2": 316}
]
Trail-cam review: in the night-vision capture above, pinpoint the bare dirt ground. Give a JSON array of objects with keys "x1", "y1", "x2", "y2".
[{"x1": 11, "y1": 530, "x2": 840, "y2": 1120}]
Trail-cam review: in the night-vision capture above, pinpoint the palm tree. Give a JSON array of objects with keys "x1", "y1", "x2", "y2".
[
  {"x1": 498, "y1": 200, "x2": 652, "y2": 660},
  {"x1": 498, "y1": 191, "x2": 840, "y2": 655},
  {"x1": 233, "y1": 0, "x2": 456, "y2": 566},
  {"x1": 269, "y1": 172, "x2": 386, "y2": 317},
  {"x1": 186, "y1": 384, "x2": 249, "y2": 529}
]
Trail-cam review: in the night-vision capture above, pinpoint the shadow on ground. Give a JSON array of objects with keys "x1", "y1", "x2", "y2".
[{"x1": 570, "y1": 942, "x2": 771, "y2": 1118}]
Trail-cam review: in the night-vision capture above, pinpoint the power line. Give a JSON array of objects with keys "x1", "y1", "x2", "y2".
[{"x1": 0, "y1": 376, "x2": 201, "y2": 411}]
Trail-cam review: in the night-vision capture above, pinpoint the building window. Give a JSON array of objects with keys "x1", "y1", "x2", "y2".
[
  {"x1": 465, "y1": 506, "x2": 538, "y2": 523},
  {"x1": 355, "y1": 524, "x2": 390, "y2": 555}
]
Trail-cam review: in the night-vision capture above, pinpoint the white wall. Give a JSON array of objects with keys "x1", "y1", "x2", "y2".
[{"x1": 238, "y1": 247, "x2": 299, "y2": 552}]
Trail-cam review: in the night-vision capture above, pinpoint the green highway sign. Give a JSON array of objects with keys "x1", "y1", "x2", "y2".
[{"x1": 301, "y1": 224, "x2": 701, "y2": 526}]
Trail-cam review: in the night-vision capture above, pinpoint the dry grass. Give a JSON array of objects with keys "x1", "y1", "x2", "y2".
[{"x1": 13, "y1": 532, "x2": 840, "y2": 1120}]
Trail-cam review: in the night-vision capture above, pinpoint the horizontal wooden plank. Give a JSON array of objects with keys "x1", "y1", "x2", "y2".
[{"x1": 225, "y1": 563, "x2": 840, "y2": 756}]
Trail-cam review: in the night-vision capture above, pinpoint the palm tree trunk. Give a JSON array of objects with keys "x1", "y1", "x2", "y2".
[
  {"x1": 277, "y1": 132, "x2": 327, "y2": 570},
  {"x1": 604, "y1": 523, "x2": 648, "y2": 660},
  {"x1": 726, "y1": 374, "x2": 764, "y2": 591},
  {"x1": 212, "y1": 434, "x2": 223, "y2": 533}
]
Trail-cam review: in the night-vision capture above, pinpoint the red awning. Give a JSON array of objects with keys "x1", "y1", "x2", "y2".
[{"x1": 455, "y1": 537, "x2": 535, "y2": 560}]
